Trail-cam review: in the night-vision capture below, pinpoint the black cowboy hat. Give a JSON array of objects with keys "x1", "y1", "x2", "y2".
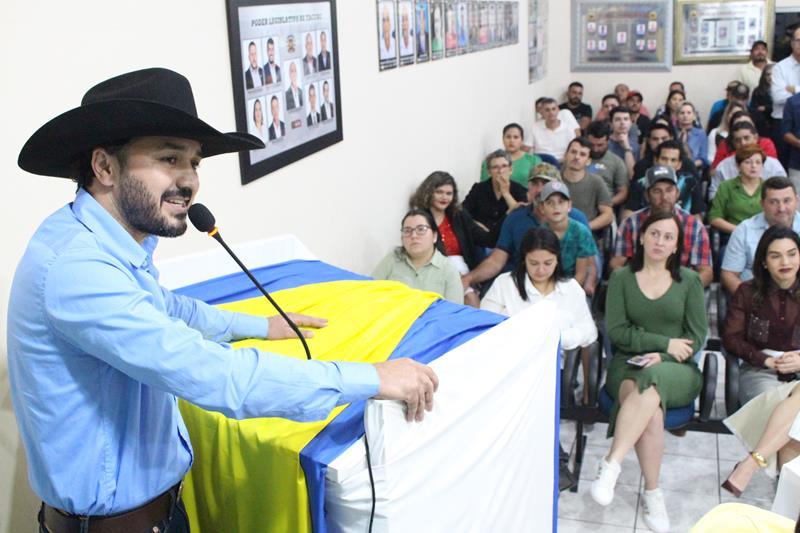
[{"x1": 18, "y1": 68, "x2": 265, "y2": 178}]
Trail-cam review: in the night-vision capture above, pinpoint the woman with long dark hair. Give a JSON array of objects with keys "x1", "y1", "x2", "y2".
[
  {"x1": 410, "y1": 171, "x2": 490, "y2": 306},
  {"x1": 591, "y1": 211, "x2": 708, "y2": 533},
  {"x1": 751, "y1": 63, "x2": 775, "y2": 139},
  {"x1": 480, "y1": 227, "x2": 596, "y2": 348},
  {"x1": 721, "y1": 226, "x2": 800, "y2": 497},
  {"x1": 478, "y1": 123, "x2": 543, "y2": 187}
]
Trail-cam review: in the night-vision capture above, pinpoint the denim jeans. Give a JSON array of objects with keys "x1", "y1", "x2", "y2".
[{"x1": 38, "y1": 498, "x2": 190, "y2": 533}]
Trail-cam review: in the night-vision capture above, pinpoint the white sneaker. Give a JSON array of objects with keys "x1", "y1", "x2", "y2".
[
  {"x1": 641, "y1": 488, "x2": 670, "y2": 532},
  {"x1": 590, "y1": 457, "x2": 621, "y2": 506}
]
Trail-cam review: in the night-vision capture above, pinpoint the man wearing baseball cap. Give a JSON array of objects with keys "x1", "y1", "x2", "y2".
[
  {"x1": 610, "y1": 165, "x2": 713, "y2": 287},
  {"x1": 739, "y1": 40, "x2": 772, "y2": 93},
  {"x1": 625, "y1": 90, "x2": 651, "y2": 144},
  {"x1": 9, "y1": 68, "x2": 437, "y2": 532},
  {"x1": 461, "y1": 162, "x2": 593, "y2": 293},
  {"x1": 538, "y1": 181, "x2": 597, "y2": 287}
]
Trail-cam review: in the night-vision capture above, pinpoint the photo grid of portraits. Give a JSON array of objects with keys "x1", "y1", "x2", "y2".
[
  {"x1": 573, "y1": 0, "x2": 671, "y2": 70},
  {"x1": 680, "y1": 2, "x2": 767, "y2": 59},
  {"x1": 377, "y1": 0, "x2": 519, "y2": 71},
  {"x1": 236, "y1": 3, "x2": 339, "y2": 169}
]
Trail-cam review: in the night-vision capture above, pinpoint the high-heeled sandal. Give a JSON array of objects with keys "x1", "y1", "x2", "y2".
[{"x1": 721, "y1": 451, "x2": 767, "y2": 498}]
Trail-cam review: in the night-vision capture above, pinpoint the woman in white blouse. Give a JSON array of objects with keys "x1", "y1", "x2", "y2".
[
  {"x1": 482, "y1": 226, "x2": 597, "y2": 491},
  {"x1": 481, "y1": 226, "x2": 597, "y2": 351}
]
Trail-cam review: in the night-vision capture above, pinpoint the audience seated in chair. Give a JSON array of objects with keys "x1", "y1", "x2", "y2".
[
  {"x1": 463, "y1": 150, "x2": 527, "y2": 247},
  {"x1": 708, "y1": 101, "x2": 747, "y2": 165},
  {"x1": 372, "y1": 209, "x2": 464, "y2": 304},
  {"x1": 461, "y1": 164, "x2": 589, "y2": 295},
  {"x1": 623, "y1": 139, "x2": 705, "y2": 219},
  {"x1": 591, "y1": 211, "x2": 708, "y2": 533},
  {"x1": 722, "y1": 226, "x2": 800, "y2": 407},
  {"x1": 721, "y1": 177, "x2": 800, "y2": 296},
  {"x1": 586, "y1": 120, "x2": 630, "y2": 208},
  {"x1": 709, "y1": 145, "x2": 766, "y2": 237},
  {"x1": 478, "y1": 123, "x2": 542, "y2": 187},
  {"x1": 710, "y1": 122, "x2": 787, "y2": 200},
  {"x1": 607, "y1": 107, "x2": 640, "y2": 180},
  {"x1": 410, "y1": 172, "x2": 490, "y2": 307},
  {"x1": 676, "y1": 102, "x2": 709, "y2": 172},
  {"x1": 480, "y1": 226, "x2": 598, "y2": 491},
  {"x1": 711, "y1": 109, "x2": 777, "y2": 169},
  {"x1": 611, "y1": 165, "x2": 713, "y2": 287},
  {"x1": 531, "y1": 98, "x2": 578, "y2": 162},
  {"x1": 560, "y1": 137, "x2": 615, "y2": 233}
]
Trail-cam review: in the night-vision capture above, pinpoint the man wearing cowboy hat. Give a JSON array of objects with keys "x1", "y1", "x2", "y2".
[{"x1": 9, "y1": 68, "x2": 438, "y2": 532}]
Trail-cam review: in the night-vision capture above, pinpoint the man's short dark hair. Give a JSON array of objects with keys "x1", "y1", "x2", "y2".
[
  {"x1": 74, "y1": 143, "x2": 129, "y2": 191},
  {"x1": 762, "y1": 176, "x2": 796, "y2": 200},
  {"x1": 567, "y1": 136, "x2": 592, "y2": 153},
  {"x1": 539, "y1": 97, "x2": 558, "y2": 107},
  {"x1": 568, "y1": 81, "x2": 583, "y2": 90},
  {"x1": 654, "y1": 139, "x2": 683, "y2": 159},
  {"x1": 601, "y1": 93, "x2": 619, "y2": 104},
  {"x1": 670, "y1": 81, "x2": 685, "y2": 91},
  {"x1": 731, "y1": 121, "x2": 758, "y2": 136},
  {"x1": 648, "y1": 123, "x2": 674, "y2": 138},
  {"x1": 609, "y1": 106, "x2": 632, "y2": 121},
  {"x1": 751, "y1": 40, "x2": 768, "y2": 51},
  {"x1": 267, "y1": 37, "x2": 275, "y2": 47},
  {"x1": 248, "y1": 41, "x2": 257, "y2": 50},
  {"x1": 586, "y1": 120, "x2": 611, "y2": 139}
]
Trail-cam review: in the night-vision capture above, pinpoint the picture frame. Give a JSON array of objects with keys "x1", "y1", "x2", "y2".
[
  {"x1": 571, "y1": 0, "x2": 673, "y2": 71},
  {"x1": 674, "y1": 0, "x2": 775, "y2": 64},
  {"x1": 226, "y1": 0, "x2": 343, "y2": 185}
]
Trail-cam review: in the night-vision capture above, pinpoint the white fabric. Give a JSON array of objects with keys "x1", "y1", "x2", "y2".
[
  {"x1": 480, "y1": 273, "x2": 597, "y2": 350},
  {"x1": 707, "y1": 127, "x2": 726, "y2": 165},
  {"x1": 155, "y1": 234, "x2": 315, "y2": 289},
  {"x1": 325, "y1": 302, "x2": 560, "y2": 533},
  {"x1": 709, "y1": 155, "x2": 787, "y2": 199},
  {"x1": 531, "y1": 120, "x2": 577, "y2": 161},
  {"x1": 772, "y1": 455, "x2": 800, "y2": 520}
]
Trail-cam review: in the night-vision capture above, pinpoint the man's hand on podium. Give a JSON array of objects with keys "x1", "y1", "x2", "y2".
[{"x1": 373, "y1": 359, "x2": 439, "y2": 422}]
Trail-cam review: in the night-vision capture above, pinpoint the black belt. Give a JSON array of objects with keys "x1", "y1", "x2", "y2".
[{"x1": 40, "y1": 482, "x2": 182, "y2": 533}]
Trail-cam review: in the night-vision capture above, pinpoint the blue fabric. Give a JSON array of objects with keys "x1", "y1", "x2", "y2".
[
  {"x1": 598, "y1": 387, "x2": 694, "y2": 429},
  {"x1": 172, "y1": 259, "x2": 369, "y2": 303},
  {"x1": 684, "y1": 127, "x2": 709, "y2": 166},
  {"x1": 7, "y1": 192, "x2": 378, "y2": 515}
]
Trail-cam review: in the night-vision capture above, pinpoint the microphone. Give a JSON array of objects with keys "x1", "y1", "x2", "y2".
[{"x1": 188, "y1": 203, "x2": 311, "y2": 360}]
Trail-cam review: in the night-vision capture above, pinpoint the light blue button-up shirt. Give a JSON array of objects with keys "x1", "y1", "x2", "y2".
[
  {"x1": 721, "y1": 212, "x2": 800, "y2": 281},
  {"x1": 7, "y1": 189, "x2": 379, "y2": 515}
]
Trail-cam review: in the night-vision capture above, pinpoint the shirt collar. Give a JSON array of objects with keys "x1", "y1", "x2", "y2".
[
  {"x1": 524, "y1": 276, "x2": 565, "y2": 298},
  {"x1": 401, "y1": 249, "x2": 445, "y2": 270},
  {"x1": 71, "y1": 188, "x2": 156, "y2": 269}
]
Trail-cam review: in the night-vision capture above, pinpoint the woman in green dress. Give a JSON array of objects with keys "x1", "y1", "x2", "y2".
[{"x1": 591, "y1": 211, "x2": 708, "y2": 533}]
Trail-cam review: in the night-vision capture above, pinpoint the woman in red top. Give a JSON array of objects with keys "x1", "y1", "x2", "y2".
[{"x1": 410, "y1": 171, "x2": 489, "y2": 306}]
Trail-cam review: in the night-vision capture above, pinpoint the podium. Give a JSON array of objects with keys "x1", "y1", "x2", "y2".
[{"x1": 157, "y1": 237, "x2": 559, "y2": 532}]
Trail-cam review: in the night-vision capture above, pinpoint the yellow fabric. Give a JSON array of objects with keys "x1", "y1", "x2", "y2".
[
  {"x1": 690, "y1": 503, "x2": 795, "y2": 532},
  {"x1": 178, "y1": 280, "x2": 438, "y2": 533}
]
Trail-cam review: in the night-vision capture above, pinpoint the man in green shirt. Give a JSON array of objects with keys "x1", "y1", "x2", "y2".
[{"x1": 586, "y1": 121, "x2": 630, "y2": 209}]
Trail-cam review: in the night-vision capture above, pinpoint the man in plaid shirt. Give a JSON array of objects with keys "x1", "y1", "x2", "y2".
[{"x1": 610, "y1": 165, "x2": 713, "y2": 287}]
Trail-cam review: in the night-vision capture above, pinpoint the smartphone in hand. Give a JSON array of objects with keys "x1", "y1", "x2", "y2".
[{"x1": 626, "y1": 355, "x2": 649, "y2": 367}]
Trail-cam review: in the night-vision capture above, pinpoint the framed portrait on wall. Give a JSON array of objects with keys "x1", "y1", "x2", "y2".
[
  {"x1": 227, "y1": 0, "x2": 343, "y2": 185},
  {"x1": 571, "y1": 0, "x2": 673, "y2": 71},
  {"x1": 674, "y1": 0, "x2": 775, "y2": 63}
]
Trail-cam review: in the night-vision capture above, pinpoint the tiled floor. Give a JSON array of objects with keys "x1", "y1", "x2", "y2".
[{"x1": 557, "y1": 419, "x2": 778, "y2": 531}]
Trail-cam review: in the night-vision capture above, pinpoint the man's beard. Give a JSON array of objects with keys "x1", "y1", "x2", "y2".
[
  {"x1": 115, "y1": 172, "x2": 191, "y2": 238},
  {"x1": 590, "y1": 150, "x2": 605, "y2": 160}
]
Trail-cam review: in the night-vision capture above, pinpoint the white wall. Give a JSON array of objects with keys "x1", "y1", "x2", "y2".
[{"x1": 0, "y1": 1, "x2": 797, "y2": 531}]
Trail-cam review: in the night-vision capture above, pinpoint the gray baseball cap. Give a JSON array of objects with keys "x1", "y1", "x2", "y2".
[
  {"x1": 645, "y1": 165, "x2": 678, "y2": 188},
  {"x1": 539, "y1": 181, "x2": 571, "y2": 202}
]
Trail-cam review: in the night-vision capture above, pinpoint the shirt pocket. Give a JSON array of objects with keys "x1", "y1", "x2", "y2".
[{"x1": 747, "y1": 315, "x2": 770, "y2": 345}]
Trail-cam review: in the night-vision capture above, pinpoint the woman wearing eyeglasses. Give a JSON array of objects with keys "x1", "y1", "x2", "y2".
[{"x1": 372, "y1": 208, "x2": 464, "y2": 304}]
